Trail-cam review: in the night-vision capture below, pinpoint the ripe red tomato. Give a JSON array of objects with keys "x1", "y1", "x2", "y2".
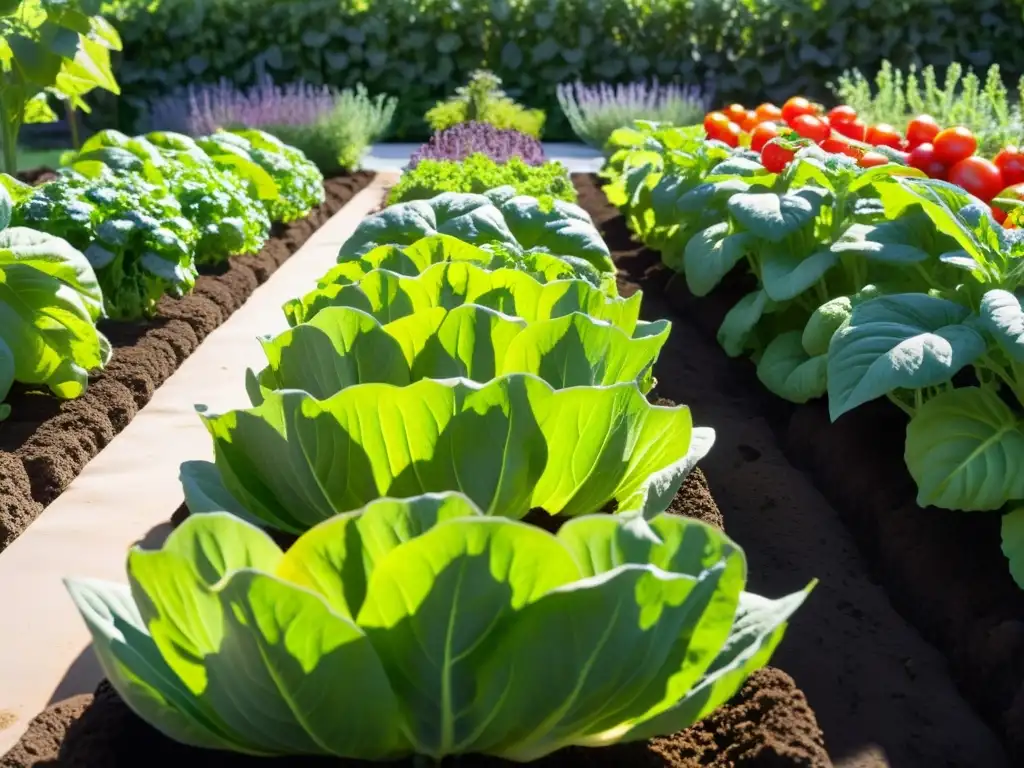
[
  {"x1": 740, "y1": 109, "x2": 760, "y2": 132},
  {"x1": 781, "y1": 96, "x2": 815, "y2": 124},
  {"x1": 755, "y1": 103, "x2": 783, "y2": 123},
  {"x1": 857, "y1": 151, "x2": 890, "y2": 168},
  {"x1": 724, "y1": 104, "x2": 747, "y2": 124},
  {"x1": 704, "y1": 112, "x2": 741, "y2": 146},
  {"x1": 760, "y1": 140, "x2": 796, "y2": 173},
  {"x1": 994, "y1": 146, "x2": 1024, "y2": 186},
  {"x1": 907, "y1": 143, "x2": 948, "y2": 179},
  {"x1": 932, "y1": 127, "x2": 977, "y2": 166},
  {"x1": 991, "y1": 206, "x2": 1008, "y2": 225},
  {"x1": 948, "y1": 156, "x2": 1004, "y2": 202},
  {"x1": 906, "y1": 115, "x2": 940, "y2": 147},
  {"x1": 820, "y1": 137, "x2": 850, "y2": 155},
  {"x1": 866, "y1": 123, "x2": 902, "y2": 148},
  {"x1": 704, "y1": 111, "x2": 729, "y2": 132},
  {"x1": 827, "y1": 105, "x2": 858, "y2": 125},
  {"x1": 750, "y1": 121, "x2": 780, "y2": 152},
  {"x1": 790, "y1": 114, "x2": 830, "y2": 143},
  {"x1": 833, "y1": 118, "x2": 867, "y2": 142}
]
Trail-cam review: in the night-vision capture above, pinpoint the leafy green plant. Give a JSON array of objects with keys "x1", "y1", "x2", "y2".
[
  {"x1": 388, "y1": 154, "x2": 575, "y2": 205},
  {"x1": 68, "y1": 492, "x2": 809, "y2": 761},
  {"x1": 285, "y1": 255, "x2": 636, "y2": 333},
  {"x1": 833, "y1": 61, "x2": 1024, "y2": 156},
  {"x1": 11, "y1": 165, "x2": 198, "y2": 320},
  {"x1": 0, "y1": 0, "x2": 121, "y2": 173},
  {"x1": 247, "y1": 303, "x2": 669, "y2": 402},
  {"x1": 0, "y1": 179, "x2": 109, "y2": 420},
  {"x1": 426, "y1": 69, "x2": 545, "y2": 138},
  {"x1": 338, "y1": 189, "x2": 615, "y2": 275},
  {"x1": 181, "y1": 372, "x2": 713, "y2": 533}
]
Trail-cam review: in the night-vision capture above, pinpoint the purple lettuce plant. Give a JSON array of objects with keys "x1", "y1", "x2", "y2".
[
  {"x1": 557, "y1": 80, "x2": 712, "y2": 149},
  {"x1": 407, "y1": 122, "x2": 545, "y2": 170}
]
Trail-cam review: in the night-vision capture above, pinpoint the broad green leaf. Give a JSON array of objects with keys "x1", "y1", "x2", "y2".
[
  {"x1": 830, "y1": 218, "x2": 933, "y2": 264},
  {"x1": 683, "y1": 223, "x2": 754, "y2": 297},
  {"x1": 827, "y1": 294, "x2": 986, "y2": 420},
  {"x1": 802, "y1": 296, "x2": 853, "y2": 357},
  {"x1": 760, "y1": 241, "x2": 838, "y2": 302},
  {"x1": 978, "y1": 290, "x2": 1024, "y2": 362},
  {"x1": 196, "y1": 374, "x2": 712, "y2": 532},
  {"x1": 496, "y1": 194, "x2": 614, "y2": 273},
  {"x1": 717, "y1": 290, "x2": 769, "y2": 357},
  {"x1": 727, "y1": 188, "x2": 829, "y2": 242},
  {"x1": 358, "y1": 517, "x2": 580, "y2": 757},
  {"x1": 756, "y1": 331, "x2": 827, "y2": 404},
  {"x1": 905, "y1": 387, "x2": 1024, "y2": 510},
  {"x1": 1001, "y1": 506, "x2": 1024, "y2": 589}
]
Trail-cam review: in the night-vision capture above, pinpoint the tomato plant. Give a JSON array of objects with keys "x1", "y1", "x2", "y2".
[
  {"x1": 781, "y1": 96, "x2": 815, "y2": 124},
  {"x1": 833, "y1": 118, "x2": 866, "y2": 142},
  {"x1": 788, "y1": 114, "x2": 828, "y2": 143},
  {"x1": 857, "y1": 151, "x2": 890, "y2": 168},
  {"x1": 755, "y1": 103, "x2": 783, "y2": 123},
  {"x1": 948, "y1": 156, "x2": 1004, "y2": 202},
  {"x1": 994, "y1": 146, "x2": 1024, "y2": 186},
  {"x1": 906, "y1": 115, "x2": 940, "y2": 147},
  {"x1": 907, "y1": 143, "x2": 947, "y2": 179},
  {"x1": 932, "y1": 127, "x2": 977, "y2": 165},
  {"x1": 866, "y1": 124, "x2": 901, "y2": 148},
  {"x1": 760, "y1": 140, "x2": 795, "y2": 172},
  {"x1": 750, "y1": 121, "x2": 780, "y2": 152},
  {"x1": 827, "y1": 105, "x2": 857, "y2": 125}
]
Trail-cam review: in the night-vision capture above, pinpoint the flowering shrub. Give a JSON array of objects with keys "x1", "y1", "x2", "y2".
[
  {"x1": 557, "y1": 80, "x2": 711, "y2": 148},
  {"x1": 408, "y1": 122, "x2": 545, "y2": 169}
]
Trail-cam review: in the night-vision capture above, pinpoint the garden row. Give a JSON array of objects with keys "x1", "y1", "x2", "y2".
[
  {"x1": 2, "y1": 130, "x2": 829, "y2": 765},
  {"x1": 600, "y1": 120, "x2": 1024, "y2": 758},
  {"x1": 0, "y1": 124, "x2": 375, "y2": 550}
]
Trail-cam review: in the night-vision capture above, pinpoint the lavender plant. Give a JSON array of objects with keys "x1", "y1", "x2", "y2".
[
  {"x1": 408, "y1": 122, "x2": 545, "y2": 169},
  {"x1": 138, "y1": 76, "x2": 396, "y2": 173},
  {"x1": 557, "y1": 80, "x2": 711, "y2": 149}
]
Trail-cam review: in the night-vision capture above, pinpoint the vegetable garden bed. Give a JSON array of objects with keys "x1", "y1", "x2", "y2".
[
  {"x1": 573, "y1": 173, "x2": 1015, "y2": 765},
  {"x1": 0, "y1": 172, "x2": 374, "y2": 553}
]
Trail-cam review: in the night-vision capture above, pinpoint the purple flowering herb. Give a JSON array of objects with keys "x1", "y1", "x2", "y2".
[
  {"x1": 556, "y1": 79, "x2": 713, "y2": 148},
  {"x1": 407, "y1": 122, "x2": 546, "y2": 170}
]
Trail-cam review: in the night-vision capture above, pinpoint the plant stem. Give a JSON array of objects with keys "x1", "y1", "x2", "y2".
[
  {"x1": 68, "y1": 105, "x2": 80, "y2": 149},
  {"x1": 886, "y1": 392, "x2": 916, "y2": 418}
]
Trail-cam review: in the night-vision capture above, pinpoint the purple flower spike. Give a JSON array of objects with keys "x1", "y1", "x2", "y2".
[{"x1": 408, "y1": 122, "x2": 545, "y2": 169}]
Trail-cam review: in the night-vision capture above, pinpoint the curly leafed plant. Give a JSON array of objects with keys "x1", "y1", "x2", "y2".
[
  {"x1": 180, "y1": 372, "x2": 713, "y2": 534},
  {"x1": 67, "y1": 492, "x2": 810, "y2": 761}
]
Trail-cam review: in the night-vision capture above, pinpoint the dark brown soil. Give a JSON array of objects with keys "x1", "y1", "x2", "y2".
[
  {"x1": 573, "y1": 173, "x2": 1012, "y2": 767},
  {"x1": 3, "y1": 470, "x2": 831, "y2": 768},
  {"x1": 0, "y1": 173, "x2": 375, "y2": 552}
]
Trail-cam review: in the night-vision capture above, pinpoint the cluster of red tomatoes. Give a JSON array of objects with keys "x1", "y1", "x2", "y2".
[{"x1": 703, "y1": 98, "x2": 1024, "y2": 210}]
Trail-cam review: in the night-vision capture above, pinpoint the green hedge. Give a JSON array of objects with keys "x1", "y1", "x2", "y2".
[{"x1": 106, "y1": 0, "x2": 1024, "y2": 140}]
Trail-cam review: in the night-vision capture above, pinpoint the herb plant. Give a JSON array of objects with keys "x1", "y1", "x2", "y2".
[
  {"x1": 388, "y1": 154, "x2": 575, "y2": 205},
  {"x1": 69, "y1": 493, "x2": 809, "y2": 760},
  {"x1": 408, "y1": 122, "x2": 545, "y2": 168},
  {"x1": 425, "y1": 70, "x2": 544, "y2": 138},
  {"x1": 0, "y1": 179, "x2": 109, "y2": 420}
]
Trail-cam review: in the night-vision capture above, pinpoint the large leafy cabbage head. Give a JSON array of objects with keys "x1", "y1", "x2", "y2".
[
  {"x1": 181, "y1": 372, "x2": 714, "y2": 533},
  {"x1": 67, "y1": 492, "x2": 810, "y2": 761},
  {"x1": 0, "y1": 181, "x2": 111, "y2": 419},
  {"x1": 247, "y1": 304, "x2": 669, "y2": 402},
  {"x1": 337, "y1": 190, "x2": 614, "y2": 274},
  {"x1": 286, "y1": 243, "x2": 629, "y2": 329}
]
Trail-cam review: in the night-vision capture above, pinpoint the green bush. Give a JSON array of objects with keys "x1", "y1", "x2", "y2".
[
  {"x1": 425, "y1": 70, "x2": 545, "y2": 137},
  {"x1": 387, "y1": 154, "x2": 575, "y2": 205},
  {"x1": 105, "y1": 0, "x2": 1024, "y2": 140}
]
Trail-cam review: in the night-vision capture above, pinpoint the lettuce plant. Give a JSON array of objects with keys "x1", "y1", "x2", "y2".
[
  {"x1": 67, "y1": 492, "x2": 809, "y2": 760},
  {"x1": 247, "y1": 304, "x2": 669, "y2": 402},
  {"x1": 181, "y1": 372, "x2": 713, "y2": 534},
  {"x1": 12, "y1": 167, "x2": 198, "y2": 320},
  {"x1": 388, "y1": 154, "x2": 576, "y2": 205},
  {"x1": 0, "y1": 182, "x2": 110, "y2": 420},
  {"x1": 287, "y1": 261, "x2": 643, "y2": 334},
  {"x1": 338, "y1": 189, "x2": 614, "y2": 275},
  {"x1": 289, "y1": 235, "x2": 613, "y2": 326}
]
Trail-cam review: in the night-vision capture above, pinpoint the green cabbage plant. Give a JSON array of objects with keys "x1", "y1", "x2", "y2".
[
  {"x1": 337, "y1": 188, "x2": 614, "y2": 274},
  {"x1": 287, "y1": 259, "x2": 637, "y2": 333},
  {"x1": 181, "y1": 372, "x2": 713, "y2": 534},
  {"x1": 0, "y1": 182, "x2": 110, "y2": 420},
  {"x1": 247, "y1": 304, "x2": 669, "y2": 403},
  {"x1": 67, "y1": 492, "x2": 810, "y2": 761}
]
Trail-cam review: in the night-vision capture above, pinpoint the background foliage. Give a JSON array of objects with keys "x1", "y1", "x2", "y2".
[{"x1": 103, "y1": 0, "x2": 1024, "y2": 139}]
